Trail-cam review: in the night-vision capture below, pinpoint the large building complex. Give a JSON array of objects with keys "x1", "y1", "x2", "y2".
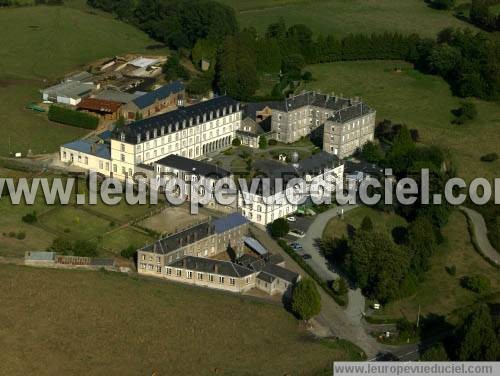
[
  {"x1": 137, "y1": 213, "x2": 299, "y2": 295},
  {"x1": 238, "y1": 151, "x2": 344, "y2": 225},
  {"x1": 267, "y1": 91, "x2": 375, "y2": 158},
  {"x1": 60, "y1": 95, "x2": 242, "y2": 180}
]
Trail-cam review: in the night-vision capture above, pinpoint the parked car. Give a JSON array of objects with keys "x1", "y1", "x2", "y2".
[
  {"x1": 286, "y1": 216, "x2": 296, "y2": 222},
  {"x1": 302, "y1": 254, "x2": 312, "y2": 260},
  {"x1": 288, "y1": 229, "x2": 306, "y2": 238},
  {"x1": 290, "y1": 242, "x2": 302, "y2": 250}
]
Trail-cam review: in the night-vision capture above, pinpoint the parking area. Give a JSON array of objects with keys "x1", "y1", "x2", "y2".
[{"x1": 283, "y1": 215, "x2": 314, "y2": 243}]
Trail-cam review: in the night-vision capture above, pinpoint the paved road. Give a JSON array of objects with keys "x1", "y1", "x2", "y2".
[
  {"x1": 297, "y1": 204, "x2": 365, "y2": 323},
  {"x1": 460, "y1": 206, "x2": 500, "y2": 266}
]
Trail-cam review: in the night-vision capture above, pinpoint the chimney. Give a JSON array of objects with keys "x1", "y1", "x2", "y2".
[
  {"x1": 182, "y1": 258, "x2": 187, "y2": 268},
  {"x1": 90, "y1": 143, "x2": 97, "y2": 154},
  {"x1": 214, "y1": 264, "x2": 219, "y2": 274}
]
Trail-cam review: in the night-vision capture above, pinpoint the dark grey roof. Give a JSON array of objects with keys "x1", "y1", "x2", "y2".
[
  {"x1": 243, "y1": 236, "x2": 268, "y2": 256},
  {"x1": 266, "y1": 254, "x2": 284, "y2": 265},
  {"x1": 329, "y1": 102, "x2": 373, "y2": 123},
  {"x1": 344, "y1": 160, "x2": 383, "y2": 175},
  {"x1": 115, "y1": 95, "x2": 240, "y2": 143},
  {"x1": 132, "y1": 81, "x2": 184, "y2": 109},
  {"x1": 260, "y1": 263, "x2": 298, "y2": 283},
  {"x1": 170, "y1": 256, "x2": 254, "y2": 278},
  {"x1": 156, "y1": 154, "x2": 231, "y2": 179},
  {"x1": 90, "y1": 258, "x2": 115, "y2": 266},
  {"x1": 250, "y1": 151, "x2": 341, "y2": 196},
  {"x1": 94, "y1": 89, "x2": 140, "y2": 104},
  {"x1": 141, "y1": 222, "x2": 213, "y2": 255},
  {"x1": 236, "y1": 254, "x2": 265, "y2": 271},
  {"x1": 272, "y1": 92, "x2": 350, "y2": 113},
  {"x1": 257, "y1": 271, "x2": 276, "y2": 283},
  {"x1": 212, "y1": 213, "x2": 248, "y2": 234}
]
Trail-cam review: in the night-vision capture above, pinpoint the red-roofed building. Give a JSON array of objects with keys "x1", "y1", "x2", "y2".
[{"x1": 76, "y1": 98, "x2": 123, "y2": 120}]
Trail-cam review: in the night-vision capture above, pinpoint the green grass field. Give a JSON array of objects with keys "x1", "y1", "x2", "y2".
[
  {"x1": 0, "y1": 2, "x2": 168, "y2": 156},
  {"x1": 221, "y1": 0, "x2": 475, "y2": 36},
  {"x1": 322, "y1": 206, "x2": 407, "y2": 243},
  {"x1": 0, "y1": 264, "x2": 358, "y2": 375},
  {"x1": 302, "y1": 60, "x2": 500, "y2": 183}
]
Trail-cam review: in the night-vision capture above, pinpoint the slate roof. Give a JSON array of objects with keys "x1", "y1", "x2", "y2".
[
  {"x1": 115, "y1": 95, "x2": 239, "y2": 143},
  {"x1": 170, "y1": 256, "x2": 255, "y2": 278},
  {"x1": 131, "y1": 81, "x2": 184, "y2": 109},
  {"x1": 236, "y1": 254, "x2": 266, "y2": 271},
  {"x1": 25, "y1": 251, "x2": 56, "y2": 261},
  {"x1": 156, "y1": 154, "x2": 231, "y2": 179},
  {"x1": 212, "y1": 213, "x2": 248, "y2": 234},
  {"x1": 41, "y1": 81, "x2": 94, "y2": 99},
  {"x1": 257, "y1": 263, "x2": 299, "y2": 283},
  {"x1": 141, "y1": 222, "x2": 213, "y2": 255},
  {"x1": 62, "y1": 140, "x2": 111, "y2": 160},
  {"x1": 329, "y1": 102, "x2": 373, "y2": 123},
  {"x1": 244, "y1": 101, "x2": 282, "y2": 120}
]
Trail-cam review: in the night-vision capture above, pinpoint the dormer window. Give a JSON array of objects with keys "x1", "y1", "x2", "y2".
[
  {"x1": 182, "y1": 120, "x2": 186, "y2": 128},
  {"x1": 175, "y1": 122, "x2": 179, "y2": 131},
  {"x1": 120, "y1": 132, "x2": 125, "y2": 142},
  {"x1": 196, "y1": 115, "x2": 200, "y2": 124},
  {"x1": 161, "y1": 126, "x2": 165, "y2": 135},
  {"x1": 189, "y1": 118, "x2": 193, "y2": 126},
  {"x1": 203, "y1": 113, "x2": 207, "y2": 122},
  {"x1": 137, "y1": 134, "x2": 141, "y2": 143},
  {"x1": 146, "y1": 131, "x2": 150, "y2": 141},
  {"x1": 222, "y1": 107, "x2": 226, "y2": 116},
  {"x1": 153, "y1": 129, "x2": 157, "y2": 138},
  {"x1": 210, "y1": 111, "x2": 213, "y2": 120},
  {"x1": 216, "y1": 109, "x2": 220, "y2": 117},
  {"x1": 229, "y1": 105, "x2": 233, "y2": 113},
  {"x1": 168, "y1": 124, "x2": 172, "y2": 133}
]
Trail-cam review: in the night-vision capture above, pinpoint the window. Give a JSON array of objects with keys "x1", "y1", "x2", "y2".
[
  {"x1": 113, "y1": 164, "x2": 117, "y2": 173},
  {"x1": 141, "y1": 254, "x2": 146, "y2": 261},
  {"x1": 208, "y1": 274, "x2": 214, "y2": 282},
  {"x1": 197, "y1": 272, "x2": 203, "y2": 280},
  {"x1": 245, "y1": 277, "x2": 251, "y2": 284},
  {"x1": 166, "y1": 267, "x2": 172, "y2": 275},
  {"x1": 121, "y1": 144, "x2": 125, "y2": 152},
  {"x1": 176, "y1": 269, "x2": 182, "y2": 277},
  {"x1": 84, "y1": 157, "x2": 88, "y2": 165},
  {"x1": 187, "y1": 271, "x2": 193, "y2": 279},
  {"x1": 156, "y1": 266, "x2": 161, "y2": 273},
  {"x1": 229, "y1": 278, "x2": 235, "y2": 286},
  {"x1": 218, "y1": 276, "x2": 225, "y2": 284},
  {"x1": 99, "y1": 161, "x2": 103, "y2": 170}
]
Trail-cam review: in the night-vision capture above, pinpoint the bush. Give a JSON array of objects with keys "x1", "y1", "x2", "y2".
[
  {"x1": 461, "y1": 275, "x2": 491, "y2": 294},
  {"x1": 269, "y1": 218, "x2": 289, "y2": 238},
  {"x1": 445, "y1": 265, "x2": 457, "y2": 276},
  {"x1": 22, "y1": 211, "x2": 37, "y2": 224},
  {"x1": 480, "y1": 153, "x2": 498, "y2": 162},
  {"x1": 291, "y1": 278, "x2": 321, "y2": 320},
  {"x1": 259, "y1": 135, "x2": 268, "y2": 149},
  {"x1": 332, "y1": 277, "x2": 348, "y2": 295},
  {"x1": 73, "y1": 240, "x2": 99, "y2": 257},
  {"x1": 16, "y1": 231, "x2": 26, "y2": 240},
  {"x1": 8, "y1": 231, "x2": 16, "y2": 238},
  {"x1": 120, "y1": 245, "x2": 137, "y2": 259},
  {"x1": 48, "y1": 105, "x2": 99, "y2": 130},
  {"x1": 452, "y1": 101, "x2": 478, "y2": 125},
  {"x1": 268, "y1": 139, "x2": 278, "y2": 146},
  {"x1": 232, "y1": 138, "x2": 241, "y2": 147},
  {"x1": 429, "y1": 0, "x2": 456, "y2": 10}
]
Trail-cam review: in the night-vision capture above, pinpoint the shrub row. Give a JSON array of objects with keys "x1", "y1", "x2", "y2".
[
  {"x1": 277, "y1": 239, "x2": 347, "y2": 306},
  {"x1": 48, "y1": 105, "x2": 99, "y2": 130}
]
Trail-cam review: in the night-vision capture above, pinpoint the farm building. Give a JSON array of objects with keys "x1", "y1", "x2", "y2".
[
  {"x1": 93, "y1": 89, "x2": 140, "y2": 104},
  {"x1": 41, "y1": 71, "x2": 97, "y2": 105},
  {"x1": 121, "y1": 80, "x2": 185, "y2": 119},
  {"x1": 76, "y1": 98, "x2": 123, "y2": 120}
]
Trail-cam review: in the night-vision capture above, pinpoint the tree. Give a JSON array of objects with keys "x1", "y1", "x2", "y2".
[
  {"x1": 360, "y1": 141, "x2": 384, "y2": 163},
  {"x1": 429, "y1": 0, "x2": 456, "y2": 10},
  {"x1": 269, "y1": 218, "x2": 289, "y2": 238},
  {"x1": 407, "y1": 216, "x2": 437, "y2": 274},
  {"x1": 282, "y1": 53, "x2": 305, "y2": 79},
  {"x1": 191, "y1": 38, "x2": 218, "y2": 67},
  {"x1": 163, "y1": 53, "x2": 190, "y2": 81},
  {"x1": 347, "y1": 230, "x2": 409, "y2": 303},
  {"x1": 452, "y1": 100, "x2": 478, "y2": 124},
  {"x1": 301, "y1": 71, "x2": 313, "y2": 82},
  {"x1": 121, "y1": 245, "x2": 137, "y2": 259},
  {"x1": 291, "y1": 278, "x2": 321, "y2": 320},
  {"x1": 48, "y1": 237, "x2": 72, "y2": 255},
  {"x1": 73, "y1": 240, "x2": 98, "y2": 257},
  {"x1": 332, "y1": 277, "x2": 348, "y2": 295},
  {"x1": 421, "y1": 343, "x2": 449, "y2": 361},
  {"x1": 232, "y1": 138, "x2": 241, "y2": 147},
  {"x1": 216, "y1": 33, "x2": 259, "y2": 100},
  {"x1": 461, "y1": 275, "x2": 491, "y2": 294},
  {"x1": 456, "y1": 304, "x2": 500, "y2": 361},
  {"x1": 259, "y1": 135, "x2": 268, "y2": 149},
  {"x1": 360, "y1": 216, "x2": 373, "y2": 232}
]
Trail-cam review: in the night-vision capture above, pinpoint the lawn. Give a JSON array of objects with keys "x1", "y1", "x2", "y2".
[
  {"x1": 221, "y1": 0, "x2": 476, "y2": 36},
  {"x1": 0, "y1": 2, "x2": 168, "y2": 156},
  {"x1": 322, "y1": 206, "x2": 407, "y2": 242},
  {"x1": 101, "y1": 226, "x2": 154, "y2": 255},
  {"x1": 302, "y1": 60, "x2": 500, "y2": 183},
  {"x1": 0, "y1": 264, "x2": 358, "y2": 375},
  {"x1": 372, "y1": 210, "x2": 500, "y2": 322}
]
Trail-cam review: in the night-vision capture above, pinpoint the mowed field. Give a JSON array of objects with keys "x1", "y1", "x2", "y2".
[
  {"x1": 302, "y1": 60, "x2": 500, "y2": 183},
  {"x1": 0, "y1": 2, "x2": 167, "y2": 156},
  {"x1": 323, "y1": 208, "x2": 500, "y2": 322},
  {"x1": 0, "y1": 264, "x2": 357, "y2": 375},
  {"x1": 221, "y1": 0, "x2": 475, "y2": 36}
]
